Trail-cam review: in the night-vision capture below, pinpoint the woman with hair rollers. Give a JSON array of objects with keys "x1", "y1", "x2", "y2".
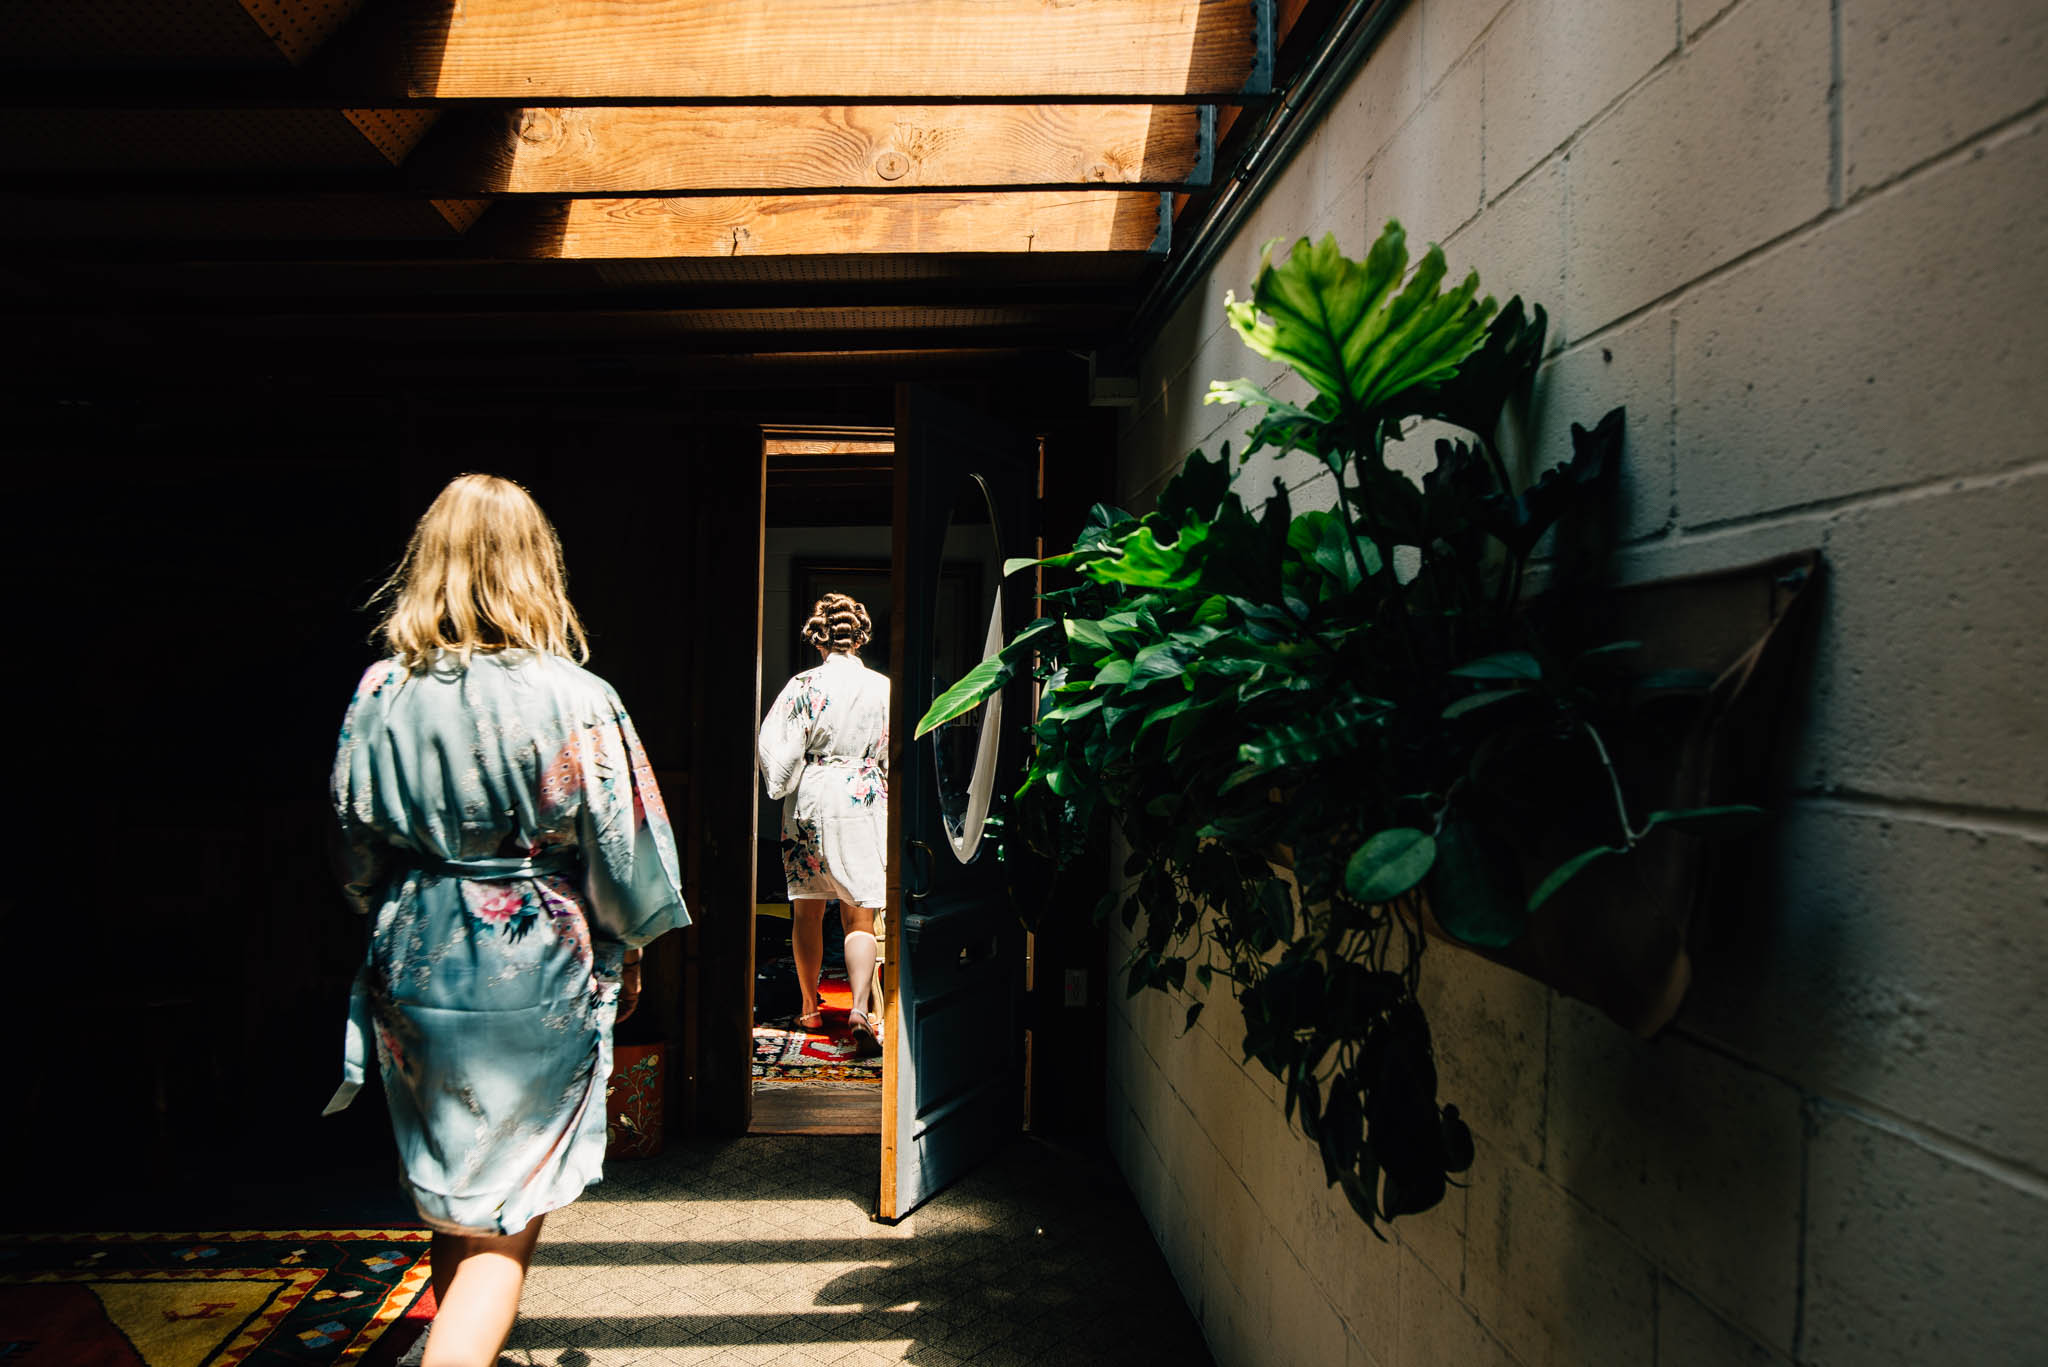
[{"x1": 757, "y1": 593, "x2": 890, "y2": 1055}]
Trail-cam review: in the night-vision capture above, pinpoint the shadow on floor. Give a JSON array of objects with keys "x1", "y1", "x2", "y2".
[{"x1": 500, "y1": 1133, "x2": 1212, "y2": 1367}]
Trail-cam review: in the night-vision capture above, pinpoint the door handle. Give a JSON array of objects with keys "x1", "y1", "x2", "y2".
[{"x1": 906, "y1": 839, "x2": 934, "y2": 900}]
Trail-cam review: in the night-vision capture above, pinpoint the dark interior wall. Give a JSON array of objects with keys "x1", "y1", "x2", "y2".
[
  {"x1": 1, "y1": 352, "x2": 1118, "y2": 1223},
  {"x1": 3, "y1": 371, "x2": 760, "y2": 1219}
]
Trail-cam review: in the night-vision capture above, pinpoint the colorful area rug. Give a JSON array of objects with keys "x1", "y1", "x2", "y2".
[
  {"x1": 752, "y1": 969, "x2": 882, "y2": 1084},
  {"x1": 0, "y1": 1229, "x2": 435, "y2": 1367}
]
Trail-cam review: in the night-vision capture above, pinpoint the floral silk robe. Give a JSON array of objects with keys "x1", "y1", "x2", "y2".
[
  {"x1": 758, "y1": 651, "x2": 890, "y2": 908},
  {"x1": 327, "y1": 650, "x2": 687, "y2": 1235}
]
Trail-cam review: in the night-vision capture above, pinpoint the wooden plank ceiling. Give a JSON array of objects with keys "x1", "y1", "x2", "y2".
[{"x1": 2, "y1": 0, "x2": 1346, "y2": 370}]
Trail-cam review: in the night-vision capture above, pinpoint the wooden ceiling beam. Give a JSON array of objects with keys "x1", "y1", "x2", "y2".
[
  {"x1": 0, "y1": 189, "x2": 1166, "y2": 255},
  {"x1": 481, "y1": 192, "x2": 1171, "y2": 259},
  {"x1": 35, "y1": 317, "x2": 1125, "y2": 358},
  {"x1": 17, "y1": 305, "x2": 1122, "y2": 336},
  {"x1": 407, "y1": 104, "x2": 1215, "y2": 195},
  {"x1": 5, "y1": 105, "x2": 1214, "y2": 196},
  {"x1": 25, "y1": 280, "x2": 1137, "y2": 319},
  {"x1": 328, "y1": 0, "x2": 1271, "y2": 104},
  {"x1": 0, "y1": 192, "x2": 475, "y2": 242},
  {"x1": 0, "y1": 1, "x2": 1272, "y2": 106}
]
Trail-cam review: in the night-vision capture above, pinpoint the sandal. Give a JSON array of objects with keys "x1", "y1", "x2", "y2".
[
  {"x1": 847, "y1": 1009, "x2": 883, "y2": 1057},
  {"x1": 795, "y1": 1010, "x2": 826, "y2": 1032}
]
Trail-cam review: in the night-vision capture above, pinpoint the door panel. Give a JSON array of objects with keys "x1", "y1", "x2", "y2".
[{"x1": 880, "y1": 385, "x2": 1035, "y2": 1221}]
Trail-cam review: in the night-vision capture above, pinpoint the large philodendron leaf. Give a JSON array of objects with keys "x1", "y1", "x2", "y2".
[
  {"x1": 913, "y1": 617, "x2": 1062, "y2": 738},
  {"x1": 1221, "y1": 223, "x2": 1499, "y2": 432},
  {"x1": 1413, "y1": 295, "x2": 1549, "y2": 440},
  {"x1": 1078, "y1": 513, "x2": 1212, "y2": 591}
]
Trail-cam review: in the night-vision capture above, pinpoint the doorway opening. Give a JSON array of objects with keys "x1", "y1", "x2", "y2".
[{"x1": 749, "y1": 425, "x2": 896, "y2": 1136}]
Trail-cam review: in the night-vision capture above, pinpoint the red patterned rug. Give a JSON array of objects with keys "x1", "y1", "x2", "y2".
[
  {"x1": 752, "y1": 969, "x2": 883, "y2": 1084},
  {"x1": 0, "y1": 1229, "x2": 436, "y2": 1366}
]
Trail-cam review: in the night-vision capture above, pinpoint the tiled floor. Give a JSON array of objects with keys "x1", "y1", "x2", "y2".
[{"x1": 495, "y1": 1134, "x2": 1212, "y2": 1367}]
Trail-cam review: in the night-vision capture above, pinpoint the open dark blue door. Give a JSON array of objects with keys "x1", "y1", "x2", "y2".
[{"x1": 879, "y1": 384, "x2": 1037, "y2": 1221}]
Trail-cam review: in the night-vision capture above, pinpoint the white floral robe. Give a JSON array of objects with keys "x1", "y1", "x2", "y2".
[{"x1": 758, "y1": 651, "x2": 890, "y2": 908}]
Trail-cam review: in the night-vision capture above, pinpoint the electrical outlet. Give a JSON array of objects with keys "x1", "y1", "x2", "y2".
[{"x1": 1063, "y1": 969, "x2": 1088, "y2": 1007}]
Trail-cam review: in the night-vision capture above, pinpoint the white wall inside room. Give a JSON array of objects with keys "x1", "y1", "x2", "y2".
[
  {"x1": 763, "y1": 525, "x2": 894, "y2": 705},
  {"x1": 1107, "y1": 2, "x2": 2048, "y2": 1366}
]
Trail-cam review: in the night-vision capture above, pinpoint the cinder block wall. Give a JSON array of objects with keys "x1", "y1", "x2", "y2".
[{"x1": 1105, "y1": 2, "x2": 2047, "y2": 1364}]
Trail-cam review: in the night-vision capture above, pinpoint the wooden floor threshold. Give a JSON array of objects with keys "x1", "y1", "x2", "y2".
[{"x1": 749, "y1": 1080, "x2": 883, "y2": 1135}]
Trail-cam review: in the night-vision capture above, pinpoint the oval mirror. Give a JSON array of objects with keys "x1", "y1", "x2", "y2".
[{"x1": 929, "y1": 472, "x2": 1005, "y2": 863}]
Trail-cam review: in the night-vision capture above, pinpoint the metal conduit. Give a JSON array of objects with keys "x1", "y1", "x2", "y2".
[{"x1": 1126, "y1": 0, "x2": 1413, "y2": 351}]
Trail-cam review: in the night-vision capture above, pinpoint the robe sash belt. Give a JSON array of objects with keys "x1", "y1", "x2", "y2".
[
  {"x1": 322, "y1": 848, "x2": 584, "y2": 1117},
  {"x1": 803, "y1": 753, "x2": 880, "y2": 771}
]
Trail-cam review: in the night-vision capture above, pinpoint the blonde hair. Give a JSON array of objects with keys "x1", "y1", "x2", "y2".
[{"x1": 374, "y1": 473, "x2": 589, "y2": 671}]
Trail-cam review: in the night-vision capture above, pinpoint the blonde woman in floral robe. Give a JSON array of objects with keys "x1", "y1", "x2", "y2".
[
  {"x1": 328, "y1": 474, "x2": 687, "y2": 1367},
  {"x1": 758, "y1": 593, "x2": 889, "y2": 1054}
]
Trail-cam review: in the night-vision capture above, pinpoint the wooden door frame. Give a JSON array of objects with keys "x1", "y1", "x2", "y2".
[
  {"x1": 879, "y1": 404, "x2": 912, "y2": 1218},
  {"x1": 741, "y1": 428, "x2": 768, "y2": 1135}
]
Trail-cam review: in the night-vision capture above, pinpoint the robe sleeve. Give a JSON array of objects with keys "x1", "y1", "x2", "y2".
[
  {"x1": 329, "y1": 661, "x2": 398, "y2": 916},
  {"x1": 757, "y1": 675, "x2": 812, "y2": 801},
  {"x1": 576, "y1": 692, "x2": 690, "y2": 948}
]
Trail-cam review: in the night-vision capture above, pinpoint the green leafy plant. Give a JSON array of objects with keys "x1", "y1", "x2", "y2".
[{"x1": 917, "y1": 222, "x2": 1758, "y2": 1230}]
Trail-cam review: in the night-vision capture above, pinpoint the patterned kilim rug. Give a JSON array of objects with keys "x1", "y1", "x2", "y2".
[
  {"x1": 751, "y1": 968, "x2": 882, "y2": 1084},
  {"x1": 0, "y1": 1228, "x2": 435, "y2": 1367}
]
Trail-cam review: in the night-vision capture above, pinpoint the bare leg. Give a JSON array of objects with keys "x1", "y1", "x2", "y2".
[
  {"x1": 423, "y1": 1216, "x2": 543, "y2": 1367},
  {"x1": 791, "y1": 898, "x2": 827, "y2": 1025},
  {"x1": 841, "y1": 904, "x2": 881, "y2": 1049}
]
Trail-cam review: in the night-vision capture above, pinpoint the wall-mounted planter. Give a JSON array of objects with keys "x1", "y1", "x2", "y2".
[{"x1": 1423, "y1": 549, "x2": 1825, "y2": 1036}]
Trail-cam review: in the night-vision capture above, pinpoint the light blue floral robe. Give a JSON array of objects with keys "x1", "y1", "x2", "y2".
[
  {"x1": 758, "y1": 651, "x2": 889, "y2": 908},
  {"x1": 326, "y1": 650, "x2": 688, "y2": 1236}
]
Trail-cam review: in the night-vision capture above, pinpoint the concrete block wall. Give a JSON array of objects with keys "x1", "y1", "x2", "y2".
[{"x1": 1105, "y1": 2, "x2": 2047, "y2": 1364}]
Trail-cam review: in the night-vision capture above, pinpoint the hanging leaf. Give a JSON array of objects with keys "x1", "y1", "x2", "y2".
[
  {"x1": 1527, "y1": 844, "x2": 1621, "y2": 912},
  {"x1": 1426, "y1": 818, "x2": 1526, "y2": 948},
  {"x1": 913, "y1": 618, "x2": 1062, "y2": 737},
  {"x1": 1441, "y1": 688, "x2": 1532, "y2": 720},
  {"x1": 1635, "y1": 667, "x2": 1719, "y2": 693},
  {"x1": 1643, "y1": 804, "x2": 1768, "y2": 836},
  {"x1": 914, "y1": 656, "x2": 1011, "y2": 738},
  {"x1": 1344, "y1": 829, "x2": 1438, "y2": 904},
  {"x1": 1449, "y1": 651, "x2": 1542, "y2": 681}
]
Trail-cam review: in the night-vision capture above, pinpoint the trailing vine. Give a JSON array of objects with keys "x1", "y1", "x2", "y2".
[{"x1": 920, "y1": 222, "x2": 1759, "y2": 1230}]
